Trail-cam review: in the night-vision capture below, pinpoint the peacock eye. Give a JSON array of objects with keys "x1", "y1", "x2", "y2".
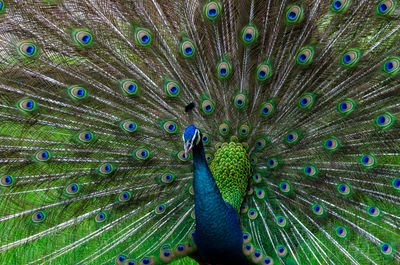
[
  {"x1": 18, "y1": 98, "x2": 37, "y2": 112},
  {"x1": 202, "y1": 99, "x2": 215, "y2": 114},
  {"x1": 95, "y1": 212, "x2": 108, "y2": 223},
  {"x1": 202, "y1": 133, "x2": 210, "y2": 145},
  {"x1": 136, "y1": 29, "x2": 152, "y2": 46},
  {"x1": 98, "y1": 163, "x2": 114, "y2": 175},
  {"x1": 134, "y1": 148, "x2": 151, "y2": 160},
  {"x1": 286, "y1": 5, "x2": 303, "y2": 23},
  {"x1": 32, "y1": 211, "x2": 46, "y2": 223},
  {"x1": 331, "y1": 0, "x2": 349, "y2": 12},
  {"x1": 257, "y1": 62, "x2": 272, "y2": 82},
  {"x1": 19, "y1": 42, "x2": 37, "y2": 57},
  {"x1": 323, "y1": 137, "x2": 340, "y2": 151},
  {"x1": 1, "y1": 175, "x2": 15, "y2": 187},
  {"x1": 392, "y1": 178, "x2": 400, "y2": 190},
  {"x1": 337, "y1": 183, "x2": 351, "y2": 196},
  {"x1": 336, "y1": 226, "x2": 348, "y2": 238},
  {"x1": 377, "y1": 1, "x2": 396, "y2": 16},
  {"x1": 73, "y1": 30, "x2": 93, "y2": 46},
  {"x1": 234, "y1": 94, "x2": 247, "y2": 109},
  {"x1": 276, "y1": 245, "x2": 287, "y2": 257},
  {"x1": 383, "y1": 57, "x2": 400, "y2": 74},
  {"x1": 66, "y1": 183, "x2": 80, "y2": 195},
  {"x1": 204, "y1": 1, "x2": 221, "y2": 20},
  {"x1": 165, "y1": 81, "x2": 180, "y2": 97},
  {"x1": 118, "y1": 191, "x2": 132, "y2": 202},
  {"x1": 121, "y1": 120, "x2": 138, "y2": 133},
  {"x1": 241, "y1": 25, "x2": 258, "y2": 45},
  {"x1": 68, "y1": 86, "x2": 88, "y2": 100},
  {"x1": 285, "y1": 131, "x2": 299, "y2": 144},
  {"x1": 219, "y1": 123, "x2": 230, "y2": 136},
  {"x1": 162, "y1": 121, "x2": 178, "y2": 134},
  {"x1": 121, "y1": 80, "x2": 138, "y2": 96},
  {"x1": 279, "y1": 181, "x2": 292, "y2": 193},
  {"x1": 34, "y1": 150, "x2": 51, "y2": 162},
  {"x1": 381, "y1": 243, "x2": 393, "y2": 255},
  {"x1": 248, "y1": 209, "x2": 258, "y2": 219},
  {"x1": 217, "y1": 60, "x2": 232, "y2": 79},
  {"x1": 297, "y1": 47, "x2": 314, "y2": 65},
  {"x1": 375, "y1": 113, "x2": 394, "y2": 129},
  {"x1": 341, "y1": 49, "x2": 360, "y2": 67},
  {"x1": 303, "y1": 165, "x2": 318, "y2": 177},
  {"x1": 312, "y1": 203, "x2": 325, "y2": 216},
  {"x1": 298, "y1": 94, "x2": 315, "y2": 109},
  {"x1": 181, "y1": 40, "x2": 196, "y2": 58},
  {"x1": 260, "y1": 101, "x2": 274, "y2": 117},
  {"x1": 360, "y1": 154, "x2": 376, "y2": 168},
  {"x1": 239, "y1": 124, "x2": 250, "y2": 137}
]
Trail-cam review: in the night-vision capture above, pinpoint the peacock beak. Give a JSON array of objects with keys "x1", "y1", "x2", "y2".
[{"x1": 184, "y1": 141, "x2": 192, "y2": 158}]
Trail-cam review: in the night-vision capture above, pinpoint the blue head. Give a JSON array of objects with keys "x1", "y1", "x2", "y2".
[{"x1": 183, "y1": 125, "x2": 201, "y2": 156}]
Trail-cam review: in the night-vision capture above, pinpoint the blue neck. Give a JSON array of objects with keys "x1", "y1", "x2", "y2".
[{"x1": 192, "y1": 141, "x2": 250, "y2": 264}]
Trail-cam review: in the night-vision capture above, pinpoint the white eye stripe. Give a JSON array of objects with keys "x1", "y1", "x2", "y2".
[{"x1": 194, "y1": 129, "x2": 201, "y2": 145}]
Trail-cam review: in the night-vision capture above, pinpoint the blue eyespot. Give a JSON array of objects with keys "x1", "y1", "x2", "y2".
[
  {"x1": 119, "y1": 256, "x2": 126, "y2": 262},
  {"x1": 314, "y1": 205, "x2": 320, "y2": 212},
  {"x1": 299, "y1": 53, "x2": 307, "y2": 62},
  {"x1": 288, "y1": 11, "x2": 297, "y2": 20},
  {"x1": 99, "y1": 213, "x2": 105, "y2": 219},
  {"x1": 259, "y1": 70, "x2": 266, "y2": 78},
  {"x1": 185, "y1": 47, "x2": 193, "y2": 55},
  {"x1": 262, "y1": 107, "x2": 269, "y2": 114},
  {"x1": 208, "y1": 8, "x2": 217, "y2": 17},
  {"x1": 26, "y1": 100, "x2": 34, "y2": 109},
  {"x1": 245, "y1": 33, "x2": 253, "y2": 41},
  {"x1": 143, "y1": 258, "x2": 150, "y2": 264},
  {"x1": 220, "y1": 68, "x2": 227, "y2": 76},
  {"x1": 301, "y1": 98, "x2": 308, "y2": 106},
  {"x1": 386, "y1": 61, "x2": 394, "y2": 71},
  {"x1": 326, "y1": 140, "x2": 333, "y2": 148},
  {"x1": 334, "y1": 1, "x2": 343, "y2": 9},
  {"x1": 5, "y1": 176, "x2": 12, "y2": 184},
  {"x1": 380, "y1": 3, "x2": 388, "y2": 13},
  {"x1": 178, "y1": 245, "x2": 184, "y2": 251},
  {"x1": 343, "y1": 54, "x2": 351, "y2": 64},
  {"x1": 141, "y1": 35, "x2": 149, "y2": 44},
  {"x1": 278, "y1": 247, "x2": 285, "y2": 253},
  {"x1": 81, "y1": 34, "x2": 91, "y2": 44},
  {"x1": 264, "y1": 258, "x2": 272, "y2": 264},
  {"x1": 369, "y1": 207, "x2": 376, "y2": 214},
  {"x1": 340, "y1": 102, "x2": 347, "y2": 111},
  {"x1": 36, "y1": 212, "x2": 44, "y2": 220},
  {"x1": 26, "y1": 45, "x2": 35, "y2": 55}
]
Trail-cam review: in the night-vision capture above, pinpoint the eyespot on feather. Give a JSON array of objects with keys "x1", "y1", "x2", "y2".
[
  {"x1": 18, "y1": 98, "x2": 37, "y2": 112},
  {"x1": 331, "y1": 0, "x2": 349, "y2": 13},
  {"x1": 260, "y1": 101, "x2": 275, "y2": 117},
  {"x1": 341, "y1": 49, "x2": 360, "y2": 67},
  {"x1": 73, "y1": 30, "x2": 93, "y2": 47},
  {"x1": 203, "y1": 1, "x2": 222, "y2": 20},
  {"x1": 0, "y1": 176, "x2": 15, "y2": 187},
  {"x1": 257, "y1": 63, "x2": 272, "y2": 81},
  {"x1": 181, "y1": 39, "x2": 196, "y2": 58},
  {"x1": 18, "y1": 41, "x2": 37, "y2": 57},
  {"x1": 285, "y1": 5, "x2": 303, "y2": 23},
  {"x1": 97, "y1": 163, "x2": 114, "y2": 175},
  {"x1": 33, "y1": 150, "x2": 52, "y2": 162},
  {"x1": 134, "y1": 148, "x2": 151, "y2": 160},
  {"x1": 241, "y1": 25, "x2": 258, "y2": 45},
  {"x1": 120, "y1": 120, "x2": 138, "y2": 133}
]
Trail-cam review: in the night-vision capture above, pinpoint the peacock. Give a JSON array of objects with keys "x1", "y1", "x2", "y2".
[{"x1": 1, "y1": 0, "x2": 400, "y2": 264}]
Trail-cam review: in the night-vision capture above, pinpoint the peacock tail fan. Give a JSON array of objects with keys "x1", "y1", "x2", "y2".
[{"x1": 0, "y1": 0, "x2": 399, "y2": 264}]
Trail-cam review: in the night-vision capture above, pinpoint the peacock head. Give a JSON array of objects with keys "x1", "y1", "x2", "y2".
[{"x1": 183, "y1": 125, "x2": 201, "y2": 157}]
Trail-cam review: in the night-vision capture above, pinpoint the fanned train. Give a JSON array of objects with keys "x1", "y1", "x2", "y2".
[{"x1": 0, "y1": 0, "x2": 400, "y2": 264}]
